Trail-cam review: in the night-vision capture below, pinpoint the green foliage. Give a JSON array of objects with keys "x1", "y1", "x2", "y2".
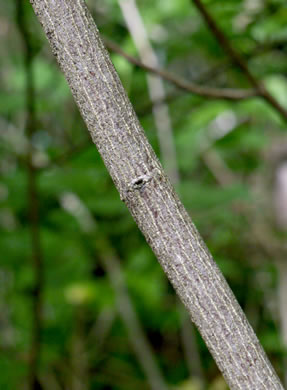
[{"x1": 1, "y1": 0, "x2": 287, "y2": 388}]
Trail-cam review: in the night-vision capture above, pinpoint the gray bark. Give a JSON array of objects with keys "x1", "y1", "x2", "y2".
[{"x1": 29, "y1": 1, "x2": 283, "y2": 389}]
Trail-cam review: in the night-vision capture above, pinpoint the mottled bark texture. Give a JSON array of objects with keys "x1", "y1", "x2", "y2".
[{"x1": 29, "y1": 1, "x2": 283, "y2": 389}]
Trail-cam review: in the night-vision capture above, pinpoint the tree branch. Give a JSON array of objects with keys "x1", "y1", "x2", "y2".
[
  {"x1": 99, "y1": 243, "x2": 169, "y2": 390},
  {"x1": 117, "y1": 0, "x2": 179, "y2": 185},
  {"x1": 191, "y1": 0, "x2": 287, "y2": 121},
  {"x1": 61, "y1": 192, "x2": 169, "y2": 390},
  {"x1": 29, "y1": 1, "x2": 284, "y2": 388},
  {"x1": 196, "y1": 38, "x2": 287, "y2": 86},
  {"x1": 105, "y1": 39, "x2": 256, "y2": 101},
  {"x1": 16, "y1": 2, "x2": 44, "y2": 389}
]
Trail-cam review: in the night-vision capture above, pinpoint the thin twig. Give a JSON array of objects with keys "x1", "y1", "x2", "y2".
[
  {"x1": 99, "y1": 248, "x2": 169, "y2": 390},
  {"x1": 105, "y1": 39, "x2": 256, "y2": 101},
  {"x1": 60, "y1": 193, "x2": 169, "y2": 390},
  {"x1": 136, "y1": 39, "x2": 287, "y2": 115},
  {"x1": 196, "y1": 38, "x2": 287, "y2": 86},
  {"x1": 179, "y1": 310, "x2": 205, "y2": 387},
  {"x1": 16, "y1": 2, "x2": 44, "y2": 389},
  {"x1": 191, "y1": 0, "x2": 287, "y2": 120},
  {"x1": 117, "y1": 0, "x2": 179, "y2": 184}
]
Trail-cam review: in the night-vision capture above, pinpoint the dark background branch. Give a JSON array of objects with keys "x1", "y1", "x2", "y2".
[
  {"x1": 105, "y1": 39, "x2": 256, "y2": 101},
  {"x1": 191, "y1": 0, "x2": 287, "y2": 121},
  {"x1": 16, "y1": 2, "x2": 44, "y2": 389}
]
